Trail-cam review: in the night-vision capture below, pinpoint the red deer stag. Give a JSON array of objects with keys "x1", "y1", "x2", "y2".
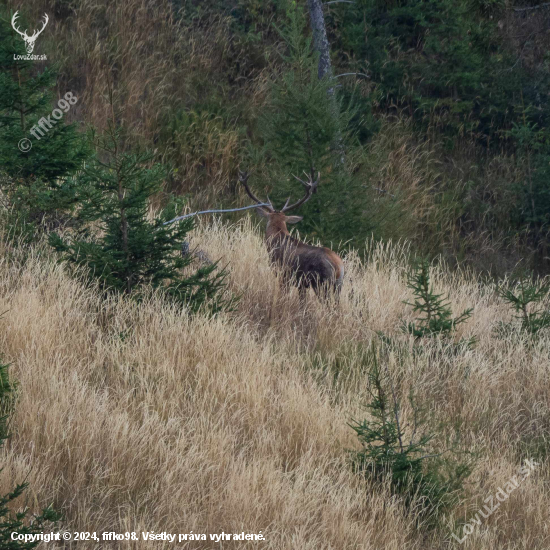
[{"x1": 239, "y1": 170, "x2": 344, "y2": 295}]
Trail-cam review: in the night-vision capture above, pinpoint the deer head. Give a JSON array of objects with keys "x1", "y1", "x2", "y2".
[
  {"x1": 238, "y1": 170, "x2": 343, "y2": 294},
  {"x1": 238, "y1": 170, "x2": 320, "y2": 236},
  {"x1": 12, "y1": 11, "x2": 49, "y2": 54}
]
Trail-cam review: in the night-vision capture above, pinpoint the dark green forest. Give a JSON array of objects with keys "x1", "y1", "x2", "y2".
[{"x1": 3, "y1": 0, "x2": 550, "y2": 277}]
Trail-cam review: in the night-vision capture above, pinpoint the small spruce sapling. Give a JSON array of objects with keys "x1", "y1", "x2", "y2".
[
  {"x1": 50, "y1": 123, "x2": 230, "y2": 313},
  {"x1": 349, "y1": 343, "x2": 473, "y2": 524},
  {"x1": 404, "y1": 260, "x2": 473, "y2": 341},
  {"x1": 497, "y1": 276, "x2": 550, "y2": 335}
]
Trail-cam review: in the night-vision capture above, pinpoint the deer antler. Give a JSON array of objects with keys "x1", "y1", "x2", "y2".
[
  {"x1": 281, "y1": 171, "x2": 320, "y2": 212},
  {"x1": 30, "y1": 13, "x2": 49, "y2": 40},
  {"x1": 11, "y1": 12, "x2": 27, "y2": 38},
  {"x1": 238, "y1": 170, "x2": 274, "y2": 211},
  {"x1": 11, "y1": 12, "x2": 49, "y2": 54}
]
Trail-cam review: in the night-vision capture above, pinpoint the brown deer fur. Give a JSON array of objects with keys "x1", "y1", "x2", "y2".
[{"x1": 239, "y1": 171, "x2": 344, "y2": 295}]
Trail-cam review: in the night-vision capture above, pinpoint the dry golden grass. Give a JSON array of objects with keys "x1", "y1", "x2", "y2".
[
  {"x1": 0, "y1": 218, "x2": 549, "y2": 549},
  {"x1": 2, "y1": 1, "x2": 547, "y2": 546}
]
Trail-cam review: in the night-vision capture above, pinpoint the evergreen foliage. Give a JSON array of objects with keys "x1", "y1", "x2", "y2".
[
  {"x1": 252, "y1": 3, "x2": 368, "y2": 247},
  {"x1": 331, "y1": 0, "x2": 541, "y2": 145},
  {"x1": 404, "y1": 260, "x2": 473, "y2": 340},
  {"x1": 50, "y1": 123, "x2": 230, "y2": 313},
  {"x1": 497, "y1": 276, "x2": 550, "y2": 335},
  {"x1": 507, "y1": 118, "x2": 550, "y2": 267},
  {"x1": 0, "y1": 10, "x2": 88, "y2": 233},
  {"x1": 327, "y1": 0, "x2": 550, "y2": 269},
  {"x1": 0, "y1": 362, "x2": 61, "y2": 548},
  {"x1": 349, "y1": 344, "x2": 473, "y2": 524}
]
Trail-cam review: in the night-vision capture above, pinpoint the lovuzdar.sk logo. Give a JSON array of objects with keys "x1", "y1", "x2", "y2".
[{"x1": 11, "y1": 11, "x2": 49, "y2": 60}]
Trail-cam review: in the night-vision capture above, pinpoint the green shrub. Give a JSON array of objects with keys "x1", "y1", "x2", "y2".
[
  {"x1": 497, "y1": 275, "x2": 550, "y2": 335},
  {"x1": 349, "y1": 344, "x2": 473, "y2": 525},
  {"x1": 0, "y1": 9, "x2": 88, "y2": 239},
  {"x1": 404, "y1": 259, "x2": 473, "y2": 342},
  {"x1": 50, "y1": 122, "x2": 231, "y2": 314}
]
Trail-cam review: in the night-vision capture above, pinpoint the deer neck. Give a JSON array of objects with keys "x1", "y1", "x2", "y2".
[{"x1": 266, "y1": 219, "x2": 289, "y2": 240}]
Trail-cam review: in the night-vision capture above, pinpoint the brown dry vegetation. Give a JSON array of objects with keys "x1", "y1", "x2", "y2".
[
  {"x1": 11, "y1": 0, "x2": 259, "y2": 204},
  {"x1": 8, "y1": 0, "x2": 528, "y2": 270},
  {"x1": 2, "y1": 1, "x2": 550, "y2": 547},
  {"x1": 1, "y1": 219, "x2": 549, "y2": 549}
]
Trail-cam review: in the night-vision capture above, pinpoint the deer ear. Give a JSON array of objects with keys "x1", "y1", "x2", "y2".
[
  {"x1": 256, "y1": 207, "x2": 271, "y2": 218},
  {"x1": 285, "y1": 215, "x2": 303, "y2": 224}
]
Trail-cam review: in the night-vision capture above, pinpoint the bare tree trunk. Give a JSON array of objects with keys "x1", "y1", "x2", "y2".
[
  {"x1": 307, "y1": 0, "x2": 334, "y2": 81},
  {"x1": 306, "y1": 0, "x2": 345, "y2": 165}
]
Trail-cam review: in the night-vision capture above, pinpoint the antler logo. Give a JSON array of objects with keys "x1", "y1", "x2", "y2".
[{"x1": 11, "y1": 11, "x2": 49, "y2": 54}]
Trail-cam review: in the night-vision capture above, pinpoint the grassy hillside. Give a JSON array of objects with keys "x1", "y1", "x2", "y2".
[
  {"x1": 0, "y1": 221, "x2": 548, "y2": 548},
  {"x1": 2, "y1": 0, "x2": 550, "y2": 548}
]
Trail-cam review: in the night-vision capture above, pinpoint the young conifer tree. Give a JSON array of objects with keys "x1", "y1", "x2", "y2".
[
  {"x1": 50, "y1": 121, "x2": 229, "y2": 313},
  {"x1": 349, "y1": 343, "x2": 473, "y2": 526},
  {"x1": 404, "y1": 260, "x2": 473, "y2": 340},
  {"x1": 254, "y1": 3, "x2": 366, "y2": 247},
  {"x1": 0, "y1": 10, "x2": 88, "y2": 232}
]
